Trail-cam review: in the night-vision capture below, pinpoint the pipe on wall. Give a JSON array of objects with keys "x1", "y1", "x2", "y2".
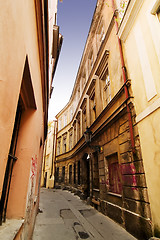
[{"x1": 111, "y1": 0, "x2": 135, "y2": 153}]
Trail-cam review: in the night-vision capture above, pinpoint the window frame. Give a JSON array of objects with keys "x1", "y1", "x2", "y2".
[
  {"x1": 69, "y1": 164, "x2": 72, "y2": 184},
  {"x1": 103, "y1": 68, "x2": 111, "y2": 105},
  {"x1": 58, "y1": 118, "x2": 62, "y2": 131},
  {"x1": 62, "y1": 166, "x2": 65, "y2": 182},
  {"x1": 69, "y1": 128, "x2": 73, "y2": 151},
  {"x1": 106, "y1": 154, "x2": 122, "y2": 195},
  {"x1": 57, "y1": 137, "x2": 61, "y2": 155},
  {"x1": 96, "y1": 18, "x2": 105, "y2": 51},
  {"x1": 62, "y1": 134, "x2": 67, "y2": 153}
]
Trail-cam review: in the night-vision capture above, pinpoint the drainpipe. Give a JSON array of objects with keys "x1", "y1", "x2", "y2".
[
  {"x1": 42, "y1": 139, "x2": 47, "y2": 186},
  {"x1": 53, "y1": 121, "x2": 58, "y2": 184},
  {"x1": 50, "y1": 120, "x2": 57, "y2": 179},
  {"x1": 111, "y1": 0, "x2": 135, "y2": 153},
  {"x1": 50, "y1": 122, "x2": 56, "y2": 178}
]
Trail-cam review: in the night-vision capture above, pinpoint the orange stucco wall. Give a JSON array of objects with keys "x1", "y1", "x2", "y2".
[{"x1": 0, "y1": 0, "x2": 45, "y2": 220}]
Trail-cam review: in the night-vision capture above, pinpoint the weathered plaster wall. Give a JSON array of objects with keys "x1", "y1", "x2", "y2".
[
  {"x1": 0, "y1": 0, "x2": 44, "y2": 219},
  {"x1": 0, "y1": 0, "x2": 48, "y2": 239},
  {"x1": 120, "y1": 0, "x2": 160, "y2": 236}
]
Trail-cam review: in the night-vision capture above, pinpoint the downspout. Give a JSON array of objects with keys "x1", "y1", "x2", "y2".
[
  {"x1": 50, "y1": 120, "x2": 57, "y2": 178},
  {"x1": 50, "y1": 122, "x2": 56, "y2": 178},
  {"x1": 53, "y1": 121, "x2": 58, "y2": 184},
  {"x1": 42, "y1": 139, "x2": 47, "y2": 185},
  {"x1": 111, "y1": 0, "x2": 135, "y2": 153},
  {"x1": 54, "y1": 120, "x2": 59, "y2": 181}
]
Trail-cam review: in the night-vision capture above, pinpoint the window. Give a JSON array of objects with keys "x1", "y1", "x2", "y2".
[
  {"x1": 86, "y1": 79, "x2": 96, "y2": 125},
  {"x1": 93, "y1": 152, "x2": 99, "y2": 189},
  {"x1": 81, "y1": 71, "x2": 86, "y2": 90},
  {"x1": 96, "y1": 19, "x2": 105, "y2": 50},
  {"x1": 57, "y1": 138, "x2": 61, "y2": 155},
  {"x1": 63, "y1": 134, "x2": 67, "y2": 153},
  {"x1": 69, "y1": 165, "x2": 72, "y2": 184},
  {"x1": 74, "y1": 163, "x2": 76, "y2": 184},
  {"x1": 73, "y1": 120, "x2": 76, "y2": 145},
  {"x1": 69, "y1": 129, "x2": 73, "y2": 150},
  {"x1": 134, "y1": 23, "x2": 157, "y2": 101},
  {"x1": 45, "y1": 155, "x2": 49, "y2": 167},
  {"x1": 70, "y1": 107, "x2": 73, "y2": 121},
  {"x1": 82, "y1": 104, "x2": 87, "y2": 134},
  {"x1": 91, "y1": 54, "x2": 94, "y2": 68},
  {"x1": 56, "y1": 167, "x2": 59, "y2": 182},
  {"x1": 106, "y1": 154, "x2": 122, "y2": 194},
  {"x1": 58, "y1": 118, "x2": 62, "y2": 131},
  {"x1": 100, "y1": 25, "x2": 105, "y2": 42},
  {"x1": 90, "y1": 88, "x2": 96, "y2": 123},
  {"x1": 64, "y1": 113, "x2": 67, "y2": 127},
  {"x1": 103, "y1": 68, "x2": 111, "y2": 105},
  {"x1": 76, "y1": 112, "x2": 81, "y2": 141},
  {"x1": 77, "y1": 87, "x2": 80, "y2": 100},
  {"x1": 88, "y1": 51, "x2": 94, "y2": 75},
  {"x1": 78, "y1": 161, "x2": 80, "y2": 185},
  {"x1": 62, "y1": 166, "x2": 65, "y2": 182}
]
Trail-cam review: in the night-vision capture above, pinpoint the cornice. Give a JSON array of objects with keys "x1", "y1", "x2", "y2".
[
  {"x1": 55, "y1": 0, "x2": 105, "y2": 119},
  {"x1": 56, "y1": 83, "x2": 133, "y2": 161},
  {"x1": 56, "y1": 13, "x2": 115, "y2": 125}
]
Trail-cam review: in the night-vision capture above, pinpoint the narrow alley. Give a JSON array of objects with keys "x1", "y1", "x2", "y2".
[
  {"x1": 1, "y1": 0, "x2": 160, "y2": 239},
  {"x1": 33, "y1": 188, "x2": 136, "y2": 240}
]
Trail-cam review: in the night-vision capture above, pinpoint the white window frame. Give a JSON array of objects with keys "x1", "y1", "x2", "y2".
[
  {"x1": 63, "y1": 135, "x2": 67, "y2": 153},
  {"x1": 69, "y1": 130, "x2": 73, "y2": 150},
  {"x1": 64, "y1": 113, "x2": 67, "y2": 127},
  {"x1": 58, "y1": 118, "x2": 61, "y2": 131},
  {"x1": 103, "y1": 69, "x2": 111, "y2": 105},
  {"x1": 57, "y1": 138, "x2": 61, "y2": 155}
]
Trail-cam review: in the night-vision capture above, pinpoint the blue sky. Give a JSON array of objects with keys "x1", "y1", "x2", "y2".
[{"x1": 49, "y1": 0, "x2": 97, "y2": 120}]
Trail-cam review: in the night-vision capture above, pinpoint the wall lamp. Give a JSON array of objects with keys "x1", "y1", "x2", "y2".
[{"x1": 84, "y1": 127, "x2": 100, "y2": 152}]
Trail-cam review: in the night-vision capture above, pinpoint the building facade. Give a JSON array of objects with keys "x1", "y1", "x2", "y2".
[
  {"x1": 55, "y1": 0, "x2": 154, "y2": 239},
  {"x1": 118, "y1": 0, "x2": 160, "y2": 237},
  {"x1": 41, "y1": 120, "x2": 57, "y2": 189},
  {"x1": 0, "y1": 0, "x2": 61, "y2": 239}
]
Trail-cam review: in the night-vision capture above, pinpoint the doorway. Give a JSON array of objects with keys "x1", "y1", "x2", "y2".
[
  {"x1": 83, "y1": 154, "x2": 90, "y2": 198},
  {"x1": 44, "y1": 172, "x2": 47, "y2": 188}
]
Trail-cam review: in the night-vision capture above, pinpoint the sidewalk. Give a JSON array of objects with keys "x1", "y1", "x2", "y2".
[{"x1": 32, "y1": 188, "x2": 137, "y2": 240}]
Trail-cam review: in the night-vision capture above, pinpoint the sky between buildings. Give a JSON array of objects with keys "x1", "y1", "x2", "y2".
[{"x1": 48, "y1": 0, "x2": 97, "y2": 120}]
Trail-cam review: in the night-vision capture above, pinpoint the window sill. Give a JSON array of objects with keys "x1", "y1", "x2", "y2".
[
  {"x1": 93, "y1": 188, "x2": 100, "y2": 192},
  {"x1": 0, "y1": 219, "x2": 24, "y2": 240},
  {"x1": 92, "y1": 198, "x2": 100, "y2": 205},
  {"x1": 104, "y1": 83, "x2": 110, "y2": 91},
  {"x1": 108, "y1": 192, "x2": 122, "y2": 198}
]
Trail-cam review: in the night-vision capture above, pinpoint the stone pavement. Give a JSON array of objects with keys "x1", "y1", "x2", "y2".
[{"x1": 32, "y1": 188, "x2": 137, "y2": 240}]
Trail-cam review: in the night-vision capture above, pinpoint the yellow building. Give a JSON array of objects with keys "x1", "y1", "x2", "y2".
[
  {"x1": 0, "y1": 0, "x2": 61, "y2": 239},
  {"x1": 118, "y1": 0, "x2": 160, "y2": 237},
  {"x1": 41, "y1": 121, "x2": 57, "y2": 189},
  {"x1": 55, "y1": 0, "x2": 153, "y2": 238}
]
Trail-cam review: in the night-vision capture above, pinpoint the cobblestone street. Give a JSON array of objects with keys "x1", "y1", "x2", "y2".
[{"x1": 32, "y1": 188, "x2": 136, "y2": 240}]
